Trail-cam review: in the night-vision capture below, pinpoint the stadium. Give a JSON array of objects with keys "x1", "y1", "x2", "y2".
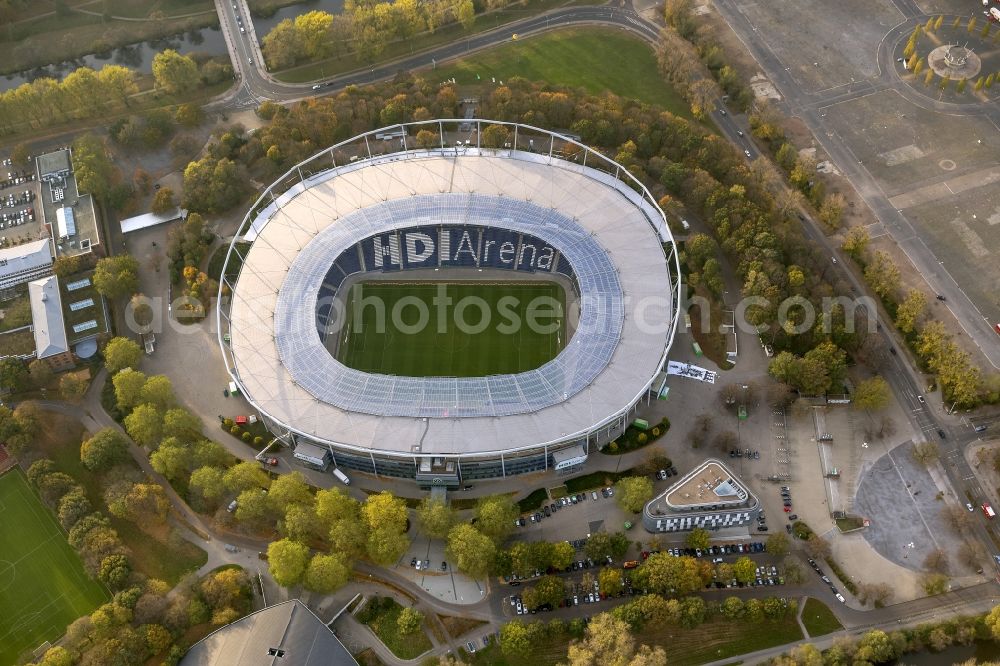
[{"x1": 218, "y1": 121, "x2": 680, "y2": 486}]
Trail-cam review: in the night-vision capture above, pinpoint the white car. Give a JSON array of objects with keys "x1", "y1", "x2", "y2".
[
  {"x1": 312, "y1": 84, "x2": 322, "y2": 90},
  {"x1": 835, "y1": 593, "x2": 846, "y2": 603},
  {"x1": 967, "y1": 503, "x2": 975, "y2": 512}
]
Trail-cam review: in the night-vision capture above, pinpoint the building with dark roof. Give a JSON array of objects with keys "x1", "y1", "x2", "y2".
[{"x1": 179, "y1": 600, "x2": 358, "y2": 666}]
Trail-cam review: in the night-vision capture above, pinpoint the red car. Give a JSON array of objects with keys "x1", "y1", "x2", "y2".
[
  {"x1": 265, "y1": 457, "x2": 279, "y2": 466},
  {"x1": 783, "y1": 506, "x2": 792, "y2": 512}
]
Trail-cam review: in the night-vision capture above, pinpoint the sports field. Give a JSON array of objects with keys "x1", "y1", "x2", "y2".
[
  {"x1": 0, "y1": 470, "x2": 108, "y2": 665},
  {"x1": 337, "y1": 282, "x2": 566, "y2": 377}
]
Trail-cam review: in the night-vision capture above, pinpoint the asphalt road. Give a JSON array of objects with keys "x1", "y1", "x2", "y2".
[{"x1": 712, "y1": 0, "x2": 1000, "y2": 370}]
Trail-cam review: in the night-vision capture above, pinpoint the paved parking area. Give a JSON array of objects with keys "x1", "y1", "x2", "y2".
[
  {"x1": 397, "y1": 533, "x2": 485, "y2": 605},
  {"x1": 854, "y1": 441, "x2": 960, "y2": 572}
]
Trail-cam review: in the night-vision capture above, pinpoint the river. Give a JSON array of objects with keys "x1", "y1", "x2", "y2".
[{"x1": 0, "y1": 26, "x2": 228, "y2": 93}]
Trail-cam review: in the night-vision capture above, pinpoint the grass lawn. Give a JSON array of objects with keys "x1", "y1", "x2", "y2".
[
  {"x1": 0, "y1": 293, "x2": 32, "y2": 332},
  {"x1": 439, "y1": 615, "x2": 488, "y2": 640},
  {"x1": 565, "y1": 469, "x2": 633, "y2": 494},
  {"x1": 337, "y1": 282, "x2": 565, "y2": 377},
  {"x1": 358, "y1": 597, "x2": 433, "y2": 660},
  {"x1": 33, "y1": 410, "x2": 207, "y2": 585},
  {"x1": 517, "y1": 488, "x2": 550, "y2": 513},
  {"x1": 801, "y1": 597, "x2": 843, "y2": 637},
  {"x1": 426, "y1": 28, "x2": 692, "y2": 118},
  {"x1": 0, "y1": 469, "x2": 109, "y2": 665},
  {"x1": 0, "y1": 328, "x2": 36, "y2": 356}
]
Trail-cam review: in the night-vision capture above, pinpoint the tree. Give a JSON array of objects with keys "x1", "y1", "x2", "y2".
[
  {"x1": 615, "y1": 476, "x2": 654, "y2": 513},
  {"x1": 151, "y1": 187, "x2": 175, "y2": 214},
  {"x1": 633, "y1": 553, "x2": 711, "y2": 596},
  {"x1": 417, "y1": 497, "x2": 456, "y2": 538},
  {"x1": 60, "y1": 372, "x2": 89, "y2": 402},
  {"x1": 28, "y1": 359, "x2": 53, "y2": 387},
  {"x1": 474, "y1": 494, "x2": 519, "y2": 543},
  {"x1": 598, "y1": 567, "x2": 623, "y2": 597},
  {"x1": 362, "y1": 491, "x2": 408, "y2": 533},
  {"x1": 500, "y1": 620, "x2": 539, "y2": 659},
  {"x1": 267, "y1": 539, "x2": 310, "y2": 587},
  {"x1": 551, "y1": 541, "x2": 576, "y2": 571},
  {"x1": 855, "y1": 630, "x2": 899, "y2": 664},
  {"x1": 99, "y1": 553, "x2": 132, "y2": 589},
  {"x1": 268, "y1": 472, "x2": 313, "y2": 512},
  {"x1": 93, "y1": 254, "x2": 139, "y2": 300},
  {"x1": 685, "y1": 528, "x2": 710, "y2": 550},
  {"x1": 304, "y1": 553, "x2": 350, "y2": 593},
  {"x1": 585, "y1": 531, "x2": 616, "y2": 561},
  {"x1": 912, "y1": 441, "x2": 940, "y2": 467},
  {"x1": 481, "y1": 124, "x2": 510, "y2": 149},
  {"x1": 986, "y1": 603, "x2": 1000, "y2": 639},
  {"x1": 189, "y1": 466, "x2": 227, "y2": 507},
  {"x1": 456, "y1": 0, "x2": 474, "y2": 29},
  {"x1": 282, "y1": 503, "x2": 325, "y2": 542},
  {"x1": 107, "y1": 482, "x2": 170, "y2": 525},
  {"x1": 81, "y1": 428, "x2": 130, "y2": 471},
  {"x1": 182, "y1": 155, "x2": 244, "y2": 213},
  {"x1": 863, "y1": 251, "x2": 900, "y2": 300},
  {"x1": 804, "y1": 535, "x2": 831, "y2": 559},
  {"x1": 923, "y1": 548, "x2": 949, "y2": 574},
  {"x1": 140, "y1": 375, "x2": 175, "y2": 411},
  {"x1": 124, "y1": 403, "x2": 163, "y2": 447},
  {"x1": 104, "y1": 337, "x2": 143, "y2": 374},
  {"x1": 445, "y1": 524, "x2": 495, "y2": 578},
  {"x1": 397, "y1": 606, "x2": 424, "y2": 635},
  {"x1": 223, "y1": 461, "x2": 271, "y2": 493},
  {"x1": 0, "y1": 358, "x2": 27, "y2": 393},
  {"x1": 150, "y1": 439, "x2": 190, "y2": 481},
  {"x1": 152, "y1": 49, "x2": 199, "y2": 94},
  {"x1": 958, "y1": 540, "x2": 984, "y2": 571},
  {"x1": 895, "y1": 289, "x2": 927, "y2": 334},
  {"x1": 161, "y1": 408, "x2": 202, "y2": 442},
  {"x1": 765, "y1": 532, "x2": 790, "y2": 556},
  {"x1": 58, "y1": 489, "x2": 92, "y2": 530},
  {"x1": 72, "y1": 134, "x2": 115, "y2": 199},
  {"x1": 113, "y1": 368, "x2": 147, "y2": 410},
  {"x1": 366, "y1": 527, "x2": 410, "y2": 566},
  {"x1": 175, "y1": 103, "x2": 203, "y2": 127},
  {"x1": 733, "y1": 556, "x2": 756, "y2": 584},
  {"x1": 818, "y1": 193, "x2": 846, "y2": 230},
  {"x1": 841, "y1": 225, "x2": 870, "y2": 260},
  {"x1": 853, "y1": 376, "x2": 890, "y2": 411},
  {"x1": 52, "y1": 255, "x2": 83, "y2": 279},
  {"x1": 565, "y1": 612, "x2": 666, "y2": 666},
  {"x1": 235, "y1": 488, "x2": 274, "y2": 527},
  {"x1": 720, "y1": 596, "x2": 744, "y2": 619}
]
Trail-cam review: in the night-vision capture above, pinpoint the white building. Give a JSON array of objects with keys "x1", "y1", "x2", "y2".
[
  {"x1": 0, "y1": 239, "x2": 53, "y2": 292},
  {"x1": 28, "y1": 275, "x2": 74, "y2": 370}
]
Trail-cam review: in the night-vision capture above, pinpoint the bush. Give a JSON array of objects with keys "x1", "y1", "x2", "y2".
[
  {"x1": 253, "y1": 436, "x2": 263, "y2": 446},
  {"x1": 636, "y1": 433, "x2": 648, "y2": 444},
  {"x1": 241, "y1": 432, "x2": 251, "y2": 441},
  {"x1": 222, "y1": 418, "x2": 233, "y2": 428},
  {"x1": 230, "y1": 426, "x2": 240, "y2": 435}
]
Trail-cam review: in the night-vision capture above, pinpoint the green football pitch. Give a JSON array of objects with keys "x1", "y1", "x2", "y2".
[
  {"x1": 0, "y1": 470, "x2": 108, "y2": 665},
  {"x1": 337, "y1": 282, "x2": 566, "y2": 377}
]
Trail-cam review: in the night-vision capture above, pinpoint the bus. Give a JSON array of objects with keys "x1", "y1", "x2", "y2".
[{"x1": 983, "y1": 503, "x2": 995, "y2": 519}]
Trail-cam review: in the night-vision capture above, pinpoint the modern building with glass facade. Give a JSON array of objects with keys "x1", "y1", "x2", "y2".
[{"x1": 218, "y1": 121, "x2": 680, "y2": 486}]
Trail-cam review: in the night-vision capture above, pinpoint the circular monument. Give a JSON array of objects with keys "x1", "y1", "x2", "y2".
[{"x1": 928, "y1": 44, "x2": 981, "y2": 80}]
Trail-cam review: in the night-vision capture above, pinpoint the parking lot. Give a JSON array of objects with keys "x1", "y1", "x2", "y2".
[{"x1": 0, "y1": 160, "x2": 42, "y2": 249}]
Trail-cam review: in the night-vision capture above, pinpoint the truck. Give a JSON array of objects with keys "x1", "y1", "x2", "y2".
[
  {"x1": 984, "y1": 503, "x2": 996, "y2": 519},
  {"x1": 332, "y1": 468, "x2": 350, "y2": 485}
]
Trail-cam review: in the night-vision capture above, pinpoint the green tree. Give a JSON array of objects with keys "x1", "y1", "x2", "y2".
[
  {"x1": 113, "y1": 368, "x2": 147, "y2": 410},
  {"x1": 140, "y1": 375, "x2": 175, "y2": 411},
  {"x1": 107, "y1": 482, "x2": 170, "y2": 525},
  {"x1": 986, "y1": 604, "x2": 1000, "y2": 639},
  {"x1": 0, "y1": 358, "x2": 28, "y2": 393},
  {"x1": 855, "y1": 629, "x2": 899, "y2": 664},
  {"x1": 416, "y1": 496, "x2": 456, "y2": 539},
  {"x1": 615, "y1": 476, "x2": 654, "y2": 513},
  {"x1": 733, "y1": 556, "x2": 756, "y2": 584},
  {"x1": 446, "y1": 523, "x2": 495, "y2": 578},
  {"x1": 853, "y1": 377, "x2": 891, "y2": 411},
  {"x1": 161, "y1": 408, "x2": 202, "y2": 442},
  {"x1": 267, "y1": 538, "x2": 310, "y2": 587},
  {"x1": 685, "y1": 528, "x2": 710, "y2": 550},
  {"x1": 235, "y1": 488, "x2": 273, "y2": 527},
  {"x1": 585, "y1": 531, "x2": 616, "y2": 561},
  {"x1": 189, "y1": 466, "x2": 227, "y2": 507},
  {"x1": 304, "y1": 553, "x2": 350, "y2": 593},
  {"x1": 72, "y1": 134, "x2": 115, "y2": 198},
  {"x1": 268, "y1": 472, "x2": 313, "y2": 512},
  {"x1": 223, "y1": 460, "x2": 271, "y2": 493},
  {"x1": 151, "y1": 49, "x2": 199, "y2": 94},
  {"x1": 94, "y1": 255, "x2": 140, "y2": 300},
  {"x1": 720, "y1": 596, "x2": 744, "y2": 619},
  {"x1": 634, "y1": 553, "x2": 711, "y2": 596},
  {"x1": 58, "y1": 489, "x2": 92, "y2": 530},
  {"x1": 149, "y1": 438, "x2": 189, "y2": 481},
  {"x1": 499, "y1": 620, "x2": 540, "y2": 659},
  {"x1": 81, "y1": 428, "x2": 130, "y2": 471},
  {"x1": 104, "y1": 337, "x2": 142, "y2": 374},
  {"x1": 282, "y1": 503, "x2": 325, "y2": 542},
  {"x1": 397, "y1": 606, "x2": 424, "y2": 635},
  {"x1": 124, "y1": 404, "x2": 163, "y2": 448},
  {"x1": 28, "y1": 358, "x2": 53, "y2": 387},
  {"x1": 457, "y1": 0, "x2": 474, "y2": 29},
  {"x1": 182, "y1": 155, "x2": 244, "y2": 213},
  {"x1": 59, "y1": 373, "x2": 89, "y2": 402},
  {"x1": 551, "y1": 541, "x2": 575, "y2": 571},
  {"x1": 474, "y1": 494, "x2": 519, "y2": 543},
  {"x1": 98, "y1": 553, "x2": 132, "y2": 589},
  {"x1": 598, "y1": 566, "x2": 624, "y2": 596}
]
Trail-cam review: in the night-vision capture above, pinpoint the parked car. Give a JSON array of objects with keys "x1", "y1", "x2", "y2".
[{"x1": 788, "y1": 514, "x2": 798, "y2": 521}]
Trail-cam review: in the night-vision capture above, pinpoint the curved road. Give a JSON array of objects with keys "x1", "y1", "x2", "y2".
[{"x1": 211, "y1": 1, "x2": 659, "y2": 109}]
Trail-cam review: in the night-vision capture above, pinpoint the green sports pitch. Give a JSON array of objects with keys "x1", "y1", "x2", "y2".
[
  {"x1": 336, "y1": 281, "x2": 567, "y2": 377},
  {"x1": 0, "y1": 470, "x2": 108, "y2": 665}
]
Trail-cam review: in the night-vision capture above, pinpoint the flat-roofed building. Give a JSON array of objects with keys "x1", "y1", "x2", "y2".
[
  {"x1": 28, "y1": 275, "x2": 74, "y2": 370},
  {"x1": 35, "y1": 148, "x2": 100, "y2": 258},
  {"x1": 180, "y1": 600, "x2": 358, "y2": 666},
  {"x1": 642, "y1": 458, "x2": 761, "y2": 533},
  {"x1": 0, "y1": 239, "x2": 53, "y2": 292}
]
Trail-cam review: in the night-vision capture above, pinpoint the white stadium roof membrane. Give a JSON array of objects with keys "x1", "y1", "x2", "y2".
[{"x1": 222, "y1": 123, "x2": 678, "y2": 459}]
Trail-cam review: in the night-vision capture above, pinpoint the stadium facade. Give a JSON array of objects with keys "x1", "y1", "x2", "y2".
[{"x1": 218, "y1": 121, "x2": 681, "y2": 486}]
